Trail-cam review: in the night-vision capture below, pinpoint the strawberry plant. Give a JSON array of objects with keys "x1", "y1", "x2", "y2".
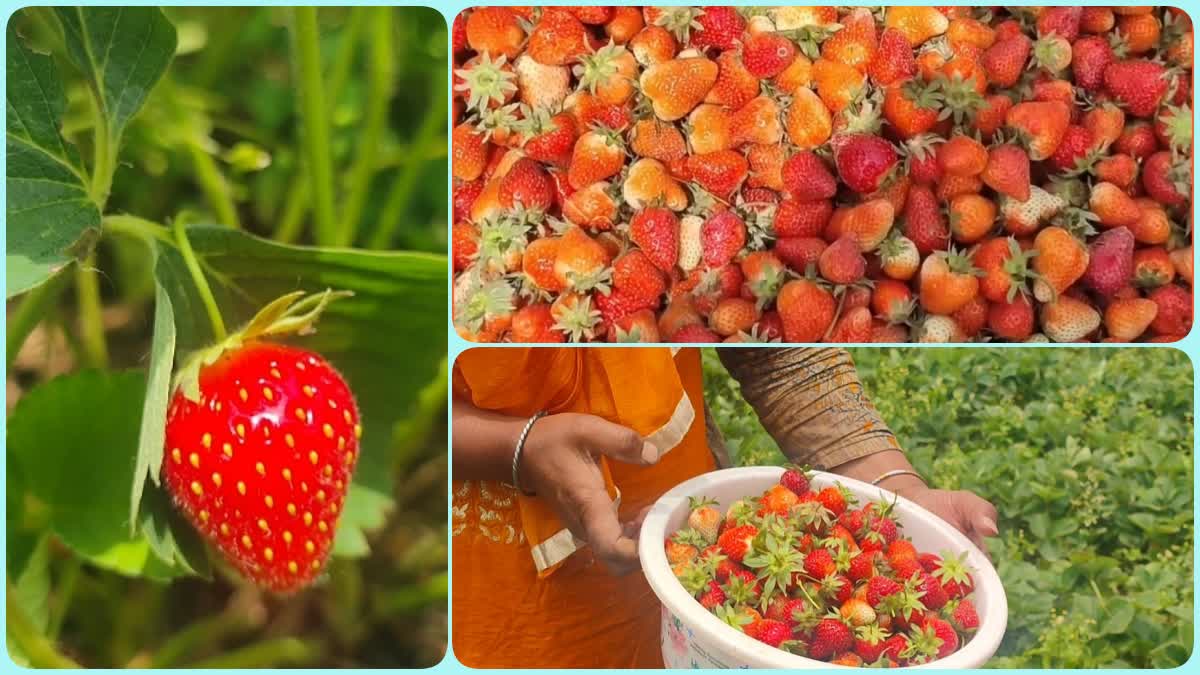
[
  {"x1": 702, "y1": 347, "x2": 1193, "y2": 667},
  {"x1": 7, "y1": 7, "x2": 447, "y2": 667}
]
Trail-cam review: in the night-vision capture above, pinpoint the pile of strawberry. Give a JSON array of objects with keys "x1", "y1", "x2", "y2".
[
  {"x1": 665, "y1": 468, "x2": 981, "y2": 666},
  {"x1": 451, "y1": 6, "x2": 1193, "y2": 343}
]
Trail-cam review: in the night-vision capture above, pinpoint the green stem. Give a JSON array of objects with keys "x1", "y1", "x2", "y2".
[
  {"x1": 46, "y1": 558, "x2": 81, "y2": 640},
  {"x1": 375, "y1": 572, "x2": 448, "y2": 615},
  {"x1": 289, "y1": 7, "x2": 338, "y2": 247},
  {"x1": 368, "y1": 66, "x2": 447, "y2": 250},
  {"x1": 187, "y1": 142, "x2": 241, "y2": 229},
  {"x1": 184, "y1": 638, "x2": 322, "y2": 668},
  {"x1": 173, "y1": 220, "x2": 227, "y2": 341},
  {"x1": 338, "y1": 6, "x2": 394, "y2": 246},
  {"x1": 102, "y1": 215, "x2": 174, "y2": 246},
  {"x1": 6, "y1": 583, "x2": 81, "y2": 668},
  {"x1": 149, "y1": 613, "x2": 254, "y2": 668},
  {"x1": 271, "y1": 10, "x2": 363, "y2": 243},
  {"x1": 6, "y1": 270, "x2": 71, "y2": 371},
  {"x1": 273, "y1": 175, "x2": 311, "y2": 244},
  {"x1": 75, "y1": 255, "x2": 108, "y2": 369},
  {"x1": 87, "y1": 86, "x2": 115, "y2": 208}
]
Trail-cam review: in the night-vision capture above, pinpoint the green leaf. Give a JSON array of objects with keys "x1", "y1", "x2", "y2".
[
  {"x1": 130, "y1": 256, "x2": 176, "y2": 527},
  {"x1": 1101, "y1": 599, "x2": 1136, "y2": 635},
  {"x1": 6, "y1": 370, "x2": 192, "y2": 578},
  {"x1": 153, "y1": 225, "x2": 446, "y2": 558},
  {"x1": 53, "y1": 7, "x2": 177, "y2": 144},
  {"x1": 5, "y1": 23, "x2": 100, "y2": 298}
]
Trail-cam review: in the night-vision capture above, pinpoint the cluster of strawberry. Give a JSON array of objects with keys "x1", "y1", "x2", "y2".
[
  {"x1": 451, "y1": 6, "x2": 1193, "y2": 343},
  {"x1": 666, "y1": 468, "x2": 980, "y2": 666}
]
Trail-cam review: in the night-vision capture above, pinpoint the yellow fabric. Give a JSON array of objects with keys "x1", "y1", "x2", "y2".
[{"x1": 452, "y1": 348, "x2": 715, "y2": 668}]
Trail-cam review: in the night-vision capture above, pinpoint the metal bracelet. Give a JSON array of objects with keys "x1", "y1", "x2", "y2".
[
  {"x1": 869, "y1": 468, "x2": 925, "y2": 487},
  {"x1": 510, "y1": 410, "x2": 548, "y2": 497}
]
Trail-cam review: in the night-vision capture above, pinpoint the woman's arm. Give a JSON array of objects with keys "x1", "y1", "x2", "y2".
[
  {"x1": 720, "y1": 348, "x2": 999, "y2": 553},
  {"x1": 452, "y1": 395, "x2": 660, "y2": 573}
]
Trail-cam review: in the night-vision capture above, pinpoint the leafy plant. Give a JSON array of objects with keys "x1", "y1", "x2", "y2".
[
  {"x1": 7, "y1": 7, "x2": 447, "y2": 667},
  {"x1": 702, "y1": 347, "x2": 1194, "y2": 668}
]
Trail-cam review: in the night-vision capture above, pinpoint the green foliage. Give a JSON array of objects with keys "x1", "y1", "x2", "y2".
[{"x1": 702, "y1": 348, "x2": 1194, "y2": 668}]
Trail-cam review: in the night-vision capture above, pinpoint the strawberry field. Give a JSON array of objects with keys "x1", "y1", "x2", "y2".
[
  {"x1": 7, "y1": 7, "x2": 447, "y2": 667},
  {"x1": 702, "y1": 347, "x2": 1194, "y2": 667}
]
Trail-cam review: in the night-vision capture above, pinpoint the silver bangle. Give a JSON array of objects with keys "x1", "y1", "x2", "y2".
[
  {"x1": 510, "y1": 410, "x2": 548, "y2": 496},
  {"x1": 870, "y1": 469, "x2": 925, "y2": 487}
]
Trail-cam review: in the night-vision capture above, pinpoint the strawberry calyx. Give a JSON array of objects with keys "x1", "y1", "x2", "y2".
[{"x1": 173, "y1": 289, "x2": 353, "y2": 402}]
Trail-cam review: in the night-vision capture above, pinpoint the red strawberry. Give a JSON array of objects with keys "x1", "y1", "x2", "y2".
[
  {"x1": 827, "y1": 306, "x2": 873, "y2": 342},
  {"x1": 809, "y1": 618, "x2": 854, "y2": 660},
  {"x1": 854, "y1": 624, "x2": 891, "y2": 663},
  {"x1": 702, "y1": 210, "x2": 747, "y2": 268},
  {"x1": 1148, "y1": 284, "x2": 1193, "y2": 335},
  {"x1": 510, "y1": 303, "x2": 566, "y2": 343},
  {"x1": 833, "y1": 134, "x2": 899, "y2": 194},
  {"x1": 523, "y1": 110, "x2": 579, "y2": 168},
  {"x1": 981, "y1": 34, "x2": 1031, "y2": 87},
  {"x1": 749, "y1": 618, "x2": 792, "y2": 648},
  {"x1": 819, "y1": 234, "x2": 867, "y2": 284},
  {"x1": 686, "y1": 150, "x2": 750, "y2": 199},
  {"x1": 866, "y1": 575, "x2": 902, "y2": 608},
  {"x1": 918, "y1": 572, "x2": 949, "y2": 611},
  {"x1": 1142, "y1": 151, "x2": 1191, "y2": 207},
  {"x1": 691, "y1": 6, "x2": 745, "y2": 52},
  {"x1": 1006, "y1": 101, "x2": 1070, "y2": 161},
  {"x1": 1082, "y1": 227, "x2": 1135, "y2": 296},
  {"x1": 1071, "y1": 36, "x2": 1114, "y2": 92},
  {"x1": 782, "y1": 150, "x2": 838, "y2": 201},
  {"x1": 612, "y1": 250, "x2": 667, "y2": 309},
  {"x1": 774, "y1": 199, "x2": 834, "y2": 238},
  {"x1": 950, "y1": 598, "x2": 981, "y2": 633},
  {"x1": 1104, "y1": 59, "x2": 1170, "y2": 118},
  {"x1": 742, "y1": 33, "x2": 796, "y2": 79},
  {"x1": 1047, "y1": 125, "x2": 1097, "y2": 174},
  {"x1": 870, "y1": 27, "x2": 917, "y2": 87},
  {"x1": 698, "y1": 579, "x2": 727, "y2": 610},
  {"x1": 780, "y1": 466, "x2": 811, "y2": 496},
  {"x1": 630, "y1": 207, "x2": 680, "y2": 272},
  {"x1": 989, "y1": 294, "x2": 1036, "y2": 340},
  {"x1": 924, "y1": 617, "x2": 960, "y2": 660},
  {"x1": 903, "y1": 184, "x2": 950, "y2": 255},
  {"x1": 164, "y1": 306, "x2": 360, "y2": 592},
  {"x1": 847, "y1": 551, "x2": 876, "y2": 582},
  {"x1": 498, "y1": 157, "x2": 554, "y2": 211},
  {"x1": 804, "y1": 547, "x2": 837, "y2": 579},
  {"x1": 717, "y1": 523, "x2": 758, "y2": 562},
  {"x1": 1037, "y1": 6, "x2": 1082, "y2": 40}
]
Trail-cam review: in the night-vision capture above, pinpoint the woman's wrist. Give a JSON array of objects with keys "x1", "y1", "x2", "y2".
[{"x1": 876, "y1": 473, "x2": 928, "y2": 499}]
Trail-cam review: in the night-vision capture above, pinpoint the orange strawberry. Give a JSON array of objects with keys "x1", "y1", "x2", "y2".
[
  {"x1": 623, "y1": 158, "x2": 688, "y2": 211},
  {"x1": 686, "y1": 150, "x2": 749, "y2": 199},
  {"x1": 982, "y1": 144, "x2": 1031, "y2": 201},
  {"x1": 777, "y1": 279, "x2": 836, "y2": 342},
  {"x1": 610, "y1": 308, "x2": 661, "y2": 343},
  {"x1": 511, "y1": 303, "x2": 566, "y2": 343},
  {"x1": 687, "y1": 103, "x2": 733, "y2": 154},
  {"x1": 709, "y1": 298, "x2": 759, "y2": 337},
  {"x1": 774, "y1": 53, "x2": 815, "y2": 93},
  {"x1": 872, "y1": 278, "x2": 915, "y2": 323},
  {"x1": 975, "y1": 236, "x2": 1036, "y2": 302},
  {"x1": 521, "y1": 236, "x2": 563, "y2": 295},
  {"x1": 938, "y1": 135, "x2": 988, "y2": 177},
  {"x1": 465, "y1": 6, "x2": 525, "y2": 60},
  {"x1": 819, "y1": 234, "x2": 867, "y2": 284},
  {"x1": 1105, "y1": 298, "x2": 1158, "y2": 340},
  {"x1": 526, "y1": 8, "x2": 589, "y2": 66},
  {"x1": 919, "y1": 248, "x2": 981, "y2": 314},
  {"x1": 639, "y1": 56, "x2": 719, "y2": 121},
  {"x1": 1117, "y1": 12, "x2": 1161, "y2": 54},
  {"x1": 883, "y1": 80, "x2": 943, "y2": 139},
  {"x1": 1040, "y1": 296, "x2": 1101, "y2": 342},
  {"x1": 948, "y1": 17, "x2": 996, "y2": 50},
  {"x1": 822, "y1": 8, "x2": 878, "y2": 72},
  {"x1": 747, "y1": 143, "x2": 787, "y2": 191},
  {"x1": 562, "y1": 181, "x2": 618, "y2": 231},
  {"x1": 1006, "y1": 101, "x2": 1070, "y2": 161},
  {"x1": 573, "y1": 43, "x2": 638, "y2": 106},
  {"x1": 1170, "y1": 246, "x2": 1194, "y2": 285},
  {"x1": 786, "y1": 87, "x2": 834, "y2": 149},
  {"x1": 730, "y1": 96, "x2": 784, "y2": 147},
  {"x1": 826, "y1": 199, "x2": 896, "y2": 252},
  {"x1": 972, "y1": 94, "x2": 1014, "y2": 139},
  {"x1": 884, "y1": 7, "x2": 949, "y2": 46},
  {"x1": 1133, "y1": 247, "x2": 1177, "y2": 288},
  {"x1": 567, "y1": 128, "x2": 625, "y2": 190},
  {"x1": 629, "y1": 25, "x2": 678, "y2": 67},
  {"x1": 949, "y1": 194, "x2": 997, "y2": 244},
  {"x1": 1089, "y1": 182, "x2": 1141, "y2": 228},
  {"x1": 452, "y1": 122, "x2": 488, "y2": 181},
  {"x1": 1032, "y1": 226, "x2": 1090, "y2": 302},
  {"x1": 813, "y1": 58, "x2": 866, "y2": 113},
  {"x1": 629, "y1": 119, "x2": 686, "y2": 162}
]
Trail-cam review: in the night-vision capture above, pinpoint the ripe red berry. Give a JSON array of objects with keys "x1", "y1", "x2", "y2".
[{"x1": 163, "y1": 342, "x2": 361, "y2": 592}]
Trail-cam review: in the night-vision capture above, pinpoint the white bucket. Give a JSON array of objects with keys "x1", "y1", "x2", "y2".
[{"x1": 638, "y1": 466, "x2": 1007, "y2": 669}]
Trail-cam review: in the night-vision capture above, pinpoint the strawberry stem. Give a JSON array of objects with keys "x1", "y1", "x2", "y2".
[{"x1": 173, "y1": 219, "x2": 227, "y2": 342}]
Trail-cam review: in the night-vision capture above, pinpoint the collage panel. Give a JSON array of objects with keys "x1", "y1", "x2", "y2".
[
  {"x1": 451, "y1": 5, "x2": 1193, "y2": 344},
  {"x1": 450, "y1": 346, "x2": 1194, "y2": 668},
  {"x1": 6, "y1": 6, "x2": 448, "y2": 668}
]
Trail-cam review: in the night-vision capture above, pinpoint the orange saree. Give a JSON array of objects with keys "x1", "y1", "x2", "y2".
[{"x1": 451, "y1": 348, "x2": 716, "y2": 668}]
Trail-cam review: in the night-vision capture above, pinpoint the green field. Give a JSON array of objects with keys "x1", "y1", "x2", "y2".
[{"x1": 702, "y1": 348, "x2": 1194, "y2": 668}]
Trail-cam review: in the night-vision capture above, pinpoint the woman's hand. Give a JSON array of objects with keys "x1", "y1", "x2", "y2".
[
  {"x1": 519, "y1": 412, "x2": 661, "y2": 575},
  {"x1": 897, "y1": 486, "x2": 1000, "y2": 556}
]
